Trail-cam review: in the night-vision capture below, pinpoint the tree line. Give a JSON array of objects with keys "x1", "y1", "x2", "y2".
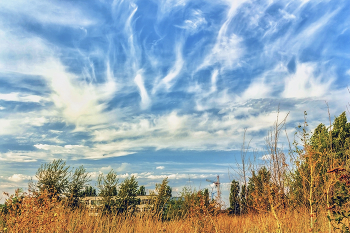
[
  {"x1": 28, "y1": 160, "x2": 167, "y2": 214},
  {"x1": 1, "y1": 158, "x2": 220, "y2": 220}
]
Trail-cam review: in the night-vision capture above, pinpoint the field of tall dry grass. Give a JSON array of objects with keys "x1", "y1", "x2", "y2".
[
  {"x1": 0, "y1": 208, "x2": 332, "y2": 233},
  {"x1": 0, "y1": 191, "x2": 333, "y2": 233}
]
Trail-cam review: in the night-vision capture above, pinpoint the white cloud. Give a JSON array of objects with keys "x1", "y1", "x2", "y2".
[
  {"x1": 301, "y1": 8, "x2": 340, "y2": 40},
  {"x1": 178, "y1": 10, "x2": 207, "y2": 34},
  {"x1": 8, "y1": 174, "x2": 31, "y2": 182},
  {"x1": 0, "y1": 0, "x2": 346, "y2": 171},
  {"x1": 282, "y1": 63, "x2": 333, "y2": 99},
  {"x1": 0, "y1": 113, "x2": 49, "y2": 136},
  {"x1": 88, "y1": 172, "x2": 100, "y2": 180},
  {"x1": 92, "y1": 111, "x2": 188, "y2": 142},
  {"x1": 196, "y1": 0, "x2": 247, "y2": 73},
  {"x1": 118, "y1": 173, "x2": 131, "y2": 179},
  {"x1": 194, "y1": 89, "x2": 235, "y2": 111},
  {"x1": 115, "y1": 163, "x2": 130, "y2": 173},
  {"x1": 0, "y1": 26, "x2": 118, "y2": 127},
  {"x1": 0, "y1": 0, "x2": 96, "y2": 27},
  {"x1": 154, "y1": 45, "x2": 184, "y2": 92},
  {"x1": 134, "y1": 73, "x2": 151, "y2": 109},
  {"x1": 100, "y1": 166, "x2": 112, "y2": 172},
  {"x1": 198, "y1": 34, "x2": 244, "y2": 72},
  {"x1": 0, "y1": 151, "x2": 48, "y2": 162},
  {"x1": 156, "y1": 166, "x2": 165, "y2": 170},
  {"x1": 151, "y1": 173, "x2": 217, "y2": 180},
  {"x1": 0, "y1": 93, "x2": 46, "y2": 103},
  {"x1": 0, "y1": 119, "x2": 23, "y2": 136},
  {"x1": 260, "y1": 154, "x2": 271, "y2": 160},
  {"x1": 241, "y1": 78, "x2": 271, "y2": 100},
  {"x1": 279, "y1": 9, "x2": 296, "y2": 20},
  {"x1": 262, "y1": 6, "x2": 340, "y2": 58},
  {"x1": 157, "y1": 0, "x2": 189, "y2": 20},
  {"x1": 33, "y1": 143, "x2": 134, "y2": 160},
  {"x1": 90, "y1": 109, "x2": 288, "y2": 152},
  {"x1": 91, "y1": 168, "x2": 129, "y2": 180},
  {"x1": 299, "y1": 0, "x2": 310, "y2": 6},
  {"x1": 46, "y1": 60, "x2": 117, "y2": 127},
  {"x1": 211, "y1": 69, "x2": 219, "y2": 93},
  {"x1": 124, "y1": 2, "x2": 139, "y2": 72},
  {"x1": 49, "y1": 130, "x2": 63, "y2": 134},
  {"x1": 117, "y1": 172, "x2": 218, "y2": 180}
]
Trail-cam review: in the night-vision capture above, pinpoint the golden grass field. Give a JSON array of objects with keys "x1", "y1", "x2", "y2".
[
  {"x1": 0, "y1": 193, "x2": 334, "y2": 233},
  {"x1": 0, "y1": 209, "x2": 333, "y2": 233}
]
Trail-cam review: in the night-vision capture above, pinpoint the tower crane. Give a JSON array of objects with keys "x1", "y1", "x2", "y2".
[{"x1": 206, "y1": 175, "x2": 221, "y2": 206}]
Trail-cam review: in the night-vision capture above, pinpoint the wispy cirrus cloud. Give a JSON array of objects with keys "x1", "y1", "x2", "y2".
[
  {"x1": 0, "y1": 0, "x2": 97, "y2": 27},
  {"x1": 0, "y1": 0, "x2": 348, "y2": 160},
  {"x1": 177, "y1": 9, "x2": 207, "y2": 34},
  {"x1": 195, "y1": 0, "x2": 248, "y2": 73},
  {"x1": 0, "y1": 93, "x2": 46, "y2": 103},
  {"x1": 153, "y1": 44, "x2": 184, "y2": 93}
]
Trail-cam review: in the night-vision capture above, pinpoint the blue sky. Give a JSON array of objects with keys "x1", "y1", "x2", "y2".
[{"x1": 0, "y1": 0, "x2": 349, "y2": 206}]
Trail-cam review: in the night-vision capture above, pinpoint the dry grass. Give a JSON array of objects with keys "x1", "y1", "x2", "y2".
[
  {"x1": 0, "y1": 192, "x2": 333, "y2": 233},
  {"x1": 0, "y1": 211, "x2": 333, "y2": 233}
]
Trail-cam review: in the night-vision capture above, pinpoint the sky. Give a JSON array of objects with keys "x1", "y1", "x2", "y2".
[{"x1": 0, "y1": 0, "x2": 349, "y2": 207}]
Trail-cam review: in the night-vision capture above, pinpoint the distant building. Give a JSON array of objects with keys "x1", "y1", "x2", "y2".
[
  {"x1": 81, "y1": 195, "x2": 155, "y2": 212},
  {"x1": 136, "y1": 195, "x2": 154, "y2": 212},
  {"x1": 82, "y1": 196, "x2": 104, "y2": 206}
]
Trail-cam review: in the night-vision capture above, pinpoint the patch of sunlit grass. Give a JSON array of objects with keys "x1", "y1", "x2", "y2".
[{"x1": 0, "y1": 191, "x2": 331, "y2": 233}]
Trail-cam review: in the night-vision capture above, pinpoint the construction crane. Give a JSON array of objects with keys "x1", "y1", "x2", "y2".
[{"x1": 206, "y1": 175, "x2": 221, "y2": 206}]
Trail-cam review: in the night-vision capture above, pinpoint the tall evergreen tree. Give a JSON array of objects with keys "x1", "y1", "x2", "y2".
[
  {"x1": 203, "y1": 188, "x2": 210, "y2": 207},
  {"x1": 229, "y1": 179, "x2": 240, "y2": 215},
  {"x1": 240, "y1": 184, "x2": 248, "y2": 214},
  {"x1": 247, "y1": 167, "x2": 271, "y2": 213}
]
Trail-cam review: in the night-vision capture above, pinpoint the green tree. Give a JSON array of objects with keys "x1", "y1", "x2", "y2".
[
  {"x1": 97, "y1": 170, "x2": 118, "y2": 212},
  {"x1": 137, "y1": 185, "x2": 146, "y2": 195},
  {"x1": 117, "y1": 176, "x2": 139, "y2": 213},
  {"x1": 290, "y1": 112, "x2": 350, "y2": 209},
  {"x1": 154, "y1": 178, "x2": 172, "y2": 214},
  {"x1": 67, "y1": 165, "x2": 90, "y2": 206},
  {"x1": 35, "y1": 159, "x2": 70, "y2": 196},
  {"x1": 34, "y1": 159, "x2": 90, "y2": 208},
  {"x1": 286, "y1": 112, "x2": 350, "y2": 231},
  {"x1": 164, "y1": 187, "x2": 216, "y2": 220},
  {"x1": 331, "y1": 112, "x2": 350, "y2": 160},
  {"x1": 240, "y1": 184, "x2": 248, "y2": 214},
  {"x1": 309, "y1": 112, "x2": 350, "y2": 165},
  {"x1": 247, "y1": 166, "x2": 271, "y2": 213},
  {"x1": 229, "y1": 179, "x2": 240, "y2": 215},
  {"x1": 81, "y1": 186, "x2": 97, "y2": 197},
  {"x1": 203, "y1": 188, "x2": 210, "y2": 207}
]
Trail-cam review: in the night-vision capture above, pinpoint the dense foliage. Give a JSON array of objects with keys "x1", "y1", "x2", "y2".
[{"x1": 227, "y1": 111, "x2": 350, "y2": 232}]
